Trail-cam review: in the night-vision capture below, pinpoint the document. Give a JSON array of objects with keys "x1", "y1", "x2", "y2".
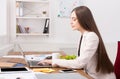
[
  {"x1": 2, "y1": 55, "x2": 24, "y2": 58},
  {"x1": 0, "y1": 73, "x2": 37, "y2": 79}
]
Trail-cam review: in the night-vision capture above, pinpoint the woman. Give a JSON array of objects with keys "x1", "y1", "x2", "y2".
[{"x1": 38, "y1": 6, "x2": 116, "y2": 79}]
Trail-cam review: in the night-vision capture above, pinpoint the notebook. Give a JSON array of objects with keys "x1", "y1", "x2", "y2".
[{"x1": 18, "y1": 44, "x2": 52, "y2": 68}]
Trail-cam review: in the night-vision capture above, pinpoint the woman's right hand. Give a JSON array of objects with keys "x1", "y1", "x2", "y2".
[{"x1": 37, "y1": 59, "x2": 52, "y2": 65}]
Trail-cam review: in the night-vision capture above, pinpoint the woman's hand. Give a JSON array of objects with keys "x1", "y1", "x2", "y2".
[{"x1": 37, "y1": 59, "x2": 52, "y2": 65}]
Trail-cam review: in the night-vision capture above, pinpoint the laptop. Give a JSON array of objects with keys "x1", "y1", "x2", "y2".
[
  {"x1": 27, "y1": 55, "x2": 52, "y2": 68},
  {"x1": 18, "y1": 44, "x2": 52, "y2": 68}
]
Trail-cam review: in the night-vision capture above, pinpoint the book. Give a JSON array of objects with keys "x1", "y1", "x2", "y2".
[
  {"x1": 16, "y1": 2, "x2": 19, "y2": 17},
  {"x1": 43, "y1": 19, "x2": 49, "y2": 33},
  {"x1": 16, "y1": 2, "x2": 23, "y2": 17},
  {"x1": 19, "y1": 2, "x2": 23, "y2": 17},
  {"x1": 17, "y1": 24, "x2": 27, "y2": 33},
  {"x1": 16, "y1": 24, "x2": 21, "y2": 33}
]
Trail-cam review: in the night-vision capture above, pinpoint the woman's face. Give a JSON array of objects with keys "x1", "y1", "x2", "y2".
[{"x1": 70, "y1": 11, "x2": 81, "y2": 31}]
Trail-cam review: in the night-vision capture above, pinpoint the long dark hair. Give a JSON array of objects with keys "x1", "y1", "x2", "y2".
[{"x1": 72, "y1": 6, "x2": 114, "y2": 73}]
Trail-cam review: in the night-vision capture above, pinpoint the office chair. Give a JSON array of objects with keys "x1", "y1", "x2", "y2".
[{"x1": 114, "y1": 41, "x2": 120, "y2": 79}]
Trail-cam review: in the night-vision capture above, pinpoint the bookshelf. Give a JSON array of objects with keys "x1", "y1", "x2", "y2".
[{"x1": 15, "y1": 0, "x2": 50, "y2": 36}]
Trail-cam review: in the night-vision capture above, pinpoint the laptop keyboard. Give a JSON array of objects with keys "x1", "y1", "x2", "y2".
[
  {"x1": 28, "y1": 60, "x2": 51, "y2": 67},
  {"x1": 29, "y1": 61, "x2": 39, "y2": 66}
]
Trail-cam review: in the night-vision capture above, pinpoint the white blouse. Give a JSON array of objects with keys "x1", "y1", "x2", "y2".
[{"x1": 52, "y1": 32, "x2": 116, "y2": 79}]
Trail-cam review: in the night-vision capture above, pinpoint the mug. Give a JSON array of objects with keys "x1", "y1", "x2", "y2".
[{"x1": 52, "y1": 53, "x2": 60, "y2": 59}]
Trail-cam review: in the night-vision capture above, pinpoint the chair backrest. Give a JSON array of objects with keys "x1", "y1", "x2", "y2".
[{"x1": 114, "y1": 41, "x2": 120, "y2": 79}]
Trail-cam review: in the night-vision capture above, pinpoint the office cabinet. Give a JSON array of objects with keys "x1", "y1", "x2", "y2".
[{"x1": 15, "y1": 0, "x2": 50, "y2": 36}]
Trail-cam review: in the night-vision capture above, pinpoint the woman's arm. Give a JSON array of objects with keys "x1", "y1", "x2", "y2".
[
  {"x1": 52, "y1": 33, "x2": 99, "y2": 69},
  {"x1": 38, "y1": 33, "x2": 99, "y2": 69}
]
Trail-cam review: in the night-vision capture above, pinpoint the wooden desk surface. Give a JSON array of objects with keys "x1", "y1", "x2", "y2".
[
  {"x1": 0, "y1": 52, "x2": 93, "y2": 79},
  {"x1": 50, "y1": 68, "x2": 92, "y2": 79}
]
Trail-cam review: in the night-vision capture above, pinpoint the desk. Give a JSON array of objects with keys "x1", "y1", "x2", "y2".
[{"x1": 0, "y1": 52, "x2": 93, "y2": 79}]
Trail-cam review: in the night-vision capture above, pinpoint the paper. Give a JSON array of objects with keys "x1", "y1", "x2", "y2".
[
  {"x1": 0, "y1": 73, "x2": 37, "y2": 79},
  {"x1": 58, "y1": 0, "x2": 83, "y2": 18},
  {"x1": 33, "y1": 68, "x2": 55, "y2": 73},
  {"x1": 2, "y1": 55, "x2": 24, "y2": 58},
  {"x1": 0, "y1": 77, "x2": 5, "y2": 79}
]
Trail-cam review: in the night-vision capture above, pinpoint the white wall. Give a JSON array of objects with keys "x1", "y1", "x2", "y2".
[
  {"x1": 0, "y1": 0, "x2": 7, "y2": 36},
  {"x1": 9, "y1": 0, "x2": 120, "y2": 63},
  {"x1": 0, "y1": 0, "x2": 7, "y2": 46},
  {"x1": 84, "y1": 0, "x2": 120, "y2": 42},
  {"x1": 0, "y1": 0, "x2": 11, "y2": 56}
]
